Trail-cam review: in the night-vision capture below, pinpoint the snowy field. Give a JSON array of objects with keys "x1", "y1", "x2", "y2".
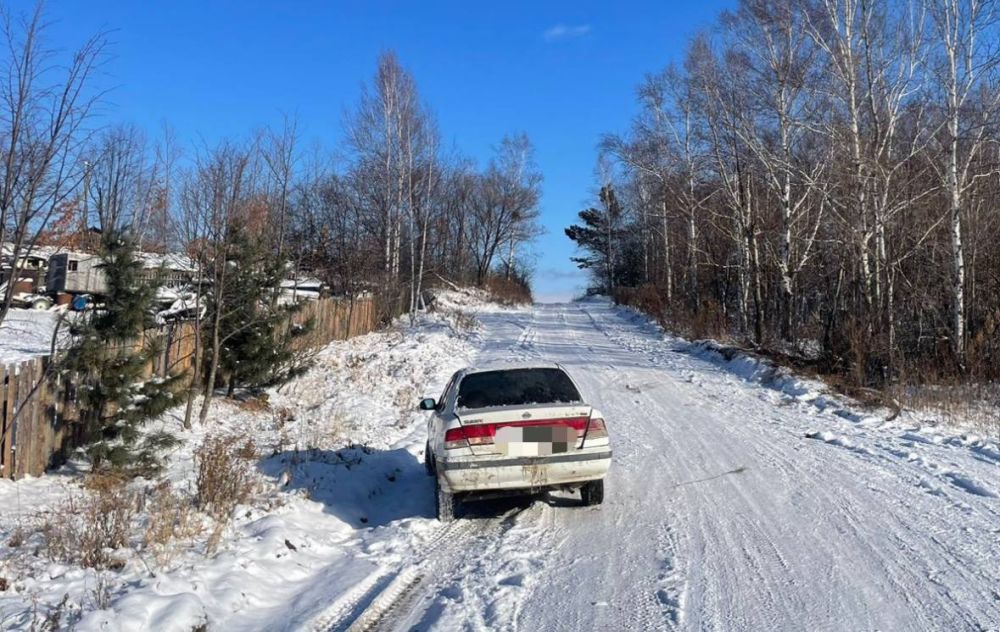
[
  {"x1": 0, "y1": 310, "x2": 63, "y2": 365},
  {"x1": 1, "y1": 293, "x2": 998, "y2": 630}
]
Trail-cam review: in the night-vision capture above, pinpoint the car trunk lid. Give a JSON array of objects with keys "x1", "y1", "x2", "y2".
[{"x1": 452, "y1": 405, "x2": 593, "y2": 456}]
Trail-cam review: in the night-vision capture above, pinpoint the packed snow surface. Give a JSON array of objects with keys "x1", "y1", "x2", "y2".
[{"x1": 1, "y1": 296, "x2": 998, "y2": 630}]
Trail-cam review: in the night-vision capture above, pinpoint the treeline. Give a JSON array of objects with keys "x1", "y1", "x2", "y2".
[
  {"x1": 0, "y1": 7, "x2": 542, "y2": 327},
  {"x1": 0, "y1": 5, "x2": 541, "y2": 467},
  {"x1": 291, "y1": 52, "x2": 542, "y2": 310},
  {"x1": 568, "y1": 0, "x2": 1000, "y2": 386}
]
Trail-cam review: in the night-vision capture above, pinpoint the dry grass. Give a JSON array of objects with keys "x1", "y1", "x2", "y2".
[
  {"x1": 143, "y1": 482, "x2": 203, "y2": 566},
  {"x1": 24, "y1": 593, "x2": 77, "y2": 632},
  {"x1": 38, "y1": 497, "x2": 79, "y2": 565},
  {"x1": 344, "y1": 353, "x2": 367, "y2": 371},
  {"x1": 195, "y1": 434, "x2": 258, "y2": 523},
  {"x1": 482, "y1": 275, "x2": 532, "y2": 305},
  {"x1": 79, "y1": 485, "x2": 137, "y2": 570},
  {"x1": 39, "y1": 483, "x2": 137, "y2": 570},
  {"x1": 194, "y1": 434, "x2": 260, "y2": 555},
  {"x1": 615, "y1": 285, "x2": 1000, "y2": 436},
  {"x1": 272, "y1": 406, "x2": 295, "y2": 428},
  {"x1": 81, "y1": 469, "x2": 131, "y2": 494},
  {"x1": 393, "y1": 385, "x2": 418, "y2": 411},
  {"x1": 448, "y1": 309, "x2": 478, "y2": 332},
  {"x1": 6, "y1": 525, "x2": 25, "y2": 548},
  {"x1": 303, "y1": 409, "x2": 350, "y2": 450},
  {"x1": 88, "y1": 572, "x2": 112, "y2": 611},
  {"x1": 615, "y1": 284, "x2": 729, "y2": 341},
  {"x1": 344, "y1": 352, "x2": 374, "y2": 385},
  {"x1": 234, "y1": 393, "x2": 271, "y2": 413},
  {"x1": 892, "y1": 382, "x2": 1000, "y2": 437}
]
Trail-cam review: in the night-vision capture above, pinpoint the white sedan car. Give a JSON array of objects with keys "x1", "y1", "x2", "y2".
[{"x1": 421, "y1": 363, "x2": 612, "y2": 520}]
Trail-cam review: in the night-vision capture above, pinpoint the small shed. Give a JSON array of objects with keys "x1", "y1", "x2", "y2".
[
  {"x1": 46, "y1": 252, "x2": 107, "y2": 294},
  {"x1": 46, "y1": 250, "x2": 196, "y2": 296}
]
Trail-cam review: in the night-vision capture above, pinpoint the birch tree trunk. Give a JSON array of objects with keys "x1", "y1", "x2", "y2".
[{"x1": 661, "y1": 199, "x2": 672, "y2": 302}]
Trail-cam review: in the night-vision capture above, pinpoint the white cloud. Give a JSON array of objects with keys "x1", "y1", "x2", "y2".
[{"x1": 543, "y1": 23, "x2": 591, "y2": 42}]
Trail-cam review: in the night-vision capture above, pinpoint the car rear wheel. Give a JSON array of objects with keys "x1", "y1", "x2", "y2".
[
  {"x1": 581, "y1": 479, "x2": 604, "y2": 506},
  {"x1": 435, "y1": 476, "x2": 456, "y2": 522}
]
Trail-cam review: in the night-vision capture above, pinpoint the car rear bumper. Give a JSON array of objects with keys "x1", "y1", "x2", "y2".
[{"x1": 437, "y1": 450, "x2": 611, "y2": 493}]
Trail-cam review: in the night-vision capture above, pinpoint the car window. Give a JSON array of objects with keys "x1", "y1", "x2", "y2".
[
  {"x1": 437, "y1": 372, "x2": 459, "y2": 412},
  {"x1": 456, "y1": 368, "x2": 582, "y2": 409}
]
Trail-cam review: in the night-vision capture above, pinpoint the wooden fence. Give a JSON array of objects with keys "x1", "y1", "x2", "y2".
[{"x1": 0, "y1": 295, "x2": 378, "y2": 479}]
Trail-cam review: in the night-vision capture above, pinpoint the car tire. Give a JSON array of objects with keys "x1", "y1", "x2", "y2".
[
  {"x1": 31, "y1": 298, "x2": 52, "y2": 311},
  {"x1": 435, "y1": 476, "x2": 456, "y2": 522},
  {"x1": 581, "y1": 479, "x2": 604, "y2": 506},
  {"x1": 424, "y1": 442, "x2": 435, "y2": 475}
]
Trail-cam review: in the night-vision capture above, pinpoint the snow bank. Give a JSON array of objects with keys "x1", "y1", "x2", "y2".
[
  {"x1": 607, "y1": 299, "x2": 999, "y2": 463},
  {"x1": 0, "y1": 291, "x2": 504, "y2": 630}
]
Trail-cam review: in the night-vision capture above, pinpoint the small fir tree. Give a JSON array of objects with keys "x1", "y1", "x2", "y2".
[
  {"x1": 207, "y1": 224, "x2": 312, "y2": 397},
  {"x1": 63, "y1": 229, "x2": 183, "y2": 471}
]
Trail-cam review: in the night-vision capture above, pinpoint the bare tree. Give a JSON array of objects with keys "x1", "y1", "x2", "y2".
[
  {"x1": 723, "y1": 0, "x2": 827, "y2": 340},
  {"x1": 87, "y1": 125, "x2": 155, "y2": 234},
  {"x1": 494, "y1": 133, "x2": 543, "y2": 281},
  {"x1": 345, "y1": 52, "x2": 422, "y2": 282},
  {"x1": 0, "y1": 3, "x2": 107, "y2": 323},
  {"x1": 466, "y1": 138, "x2": 543, "y2": 285},
  {"x1": 927, "y1": 0, "x2": 1000, "y2": 364},
  {"x1": 261, "y1": 115, "x2": 299, "y2": 261},
  {"x1": 182, "y1": 141, "x2": 253, "y2": 424}
]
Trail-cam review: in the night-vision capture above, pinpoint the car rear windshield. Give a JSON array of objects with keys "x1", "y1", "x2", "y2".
[{"x1": 456, "y1": 368, "x2": 582, "y2": 409}]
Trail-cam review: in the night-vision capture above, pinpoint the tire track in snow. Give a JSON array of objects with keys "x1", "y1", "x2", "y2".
[
  {"x1": 588, "y1": 304, "x2": 1000, "y2": 629},
  {"x1": 309, "y1": 518, "x2": 481, "y2": 631},
  {"x1": 505, "y1": 303, "x2": 685, "y2": 631},
  {"x1": 577, "y1": 300, "x2": 1000, "y2": 630},
  {"x1": 368, "y1": 503, "x2": 551, "y2": 632}
]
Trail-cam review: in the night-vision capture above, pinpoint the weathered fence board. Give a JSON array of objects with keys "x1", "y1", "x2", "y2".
[
  {"x1": 0, "y1": 370, "x2": 13, "y2": 478},
  {"x1": 0, "y1": 295, "x2": 379, "y2": 479}
]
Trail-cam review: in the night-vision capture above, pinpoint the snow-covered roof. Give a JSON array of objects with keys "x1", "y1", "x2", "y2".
[
  {"x1": 1, "y1": 243, "x2": 89, "y2": 261},
  {"x1": 136, "y1": 251, "x2": 196, "y2": 272},
  {"x1": 2, "y1": 242, "x2": 195, "y2": 272},
  {"x1": 280, "y1": 277, "x2": 324, "y2": 290}
]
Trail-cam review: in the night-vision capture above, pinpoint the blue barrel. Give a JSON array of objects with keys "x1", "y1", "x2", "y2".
[{"x1": 71, "y1": 295, "x2": 89, "y2": 311}]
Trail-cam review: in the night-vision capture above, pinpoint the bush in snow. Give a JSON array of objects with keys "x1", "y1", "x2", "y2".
[
  {"x1": 143, "y1": 481, "x2": 204, "y2": 567},
  {"x1": 39, "y1": 482, "x2": 138, "y2": 570},
  {"x1": 195, "y1": 434, "x2": 258, "y2": 523}
]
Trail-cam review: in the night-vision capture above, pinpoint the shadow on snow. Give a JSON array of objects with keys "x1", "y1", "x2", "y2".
[{"x1": 258, "y1": 444, "x2": 577, "y2": 528}]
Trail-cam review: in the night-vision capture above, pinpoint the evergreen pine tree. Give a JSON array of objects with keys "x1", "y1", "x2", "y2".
[
  {"x1": 565, "y1": 184, "x2": 626, "y2": 293},
  {"x1": 63, "y1": 229, "x2": 184, "y2": 471},
  {"x1": 207, "y1": 224, "x2": 312, "y2": 397}
]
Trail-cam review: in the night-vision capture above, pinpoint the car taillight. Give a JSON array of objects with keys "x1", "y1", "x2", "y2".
[
  {"x1": 443, "y1": 417, "x2": 597, "y2": 450},
  {"x1": 586, "y1": 417, "x2": 608, "y2": 439},
  {"x1": 444, "y1": 424, "x2": 495, "y2": 449}
]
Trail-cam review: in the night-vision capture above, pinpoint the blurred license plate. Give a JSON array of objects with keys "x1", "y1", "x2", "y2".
[{"x1": 496, "y1": 426, "x2": 578, "y2": 456}]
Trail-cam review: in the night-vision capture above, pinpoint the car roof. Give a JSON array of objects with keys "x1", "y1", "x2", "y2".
[{"x1": 459, "y1": 361, "x2": 566, "y2": 376}]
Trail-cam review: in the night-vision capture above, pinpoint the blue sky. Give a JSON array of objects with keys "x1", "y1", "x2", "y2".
[{"x1": 45, "y1": 0, "x2": 732, "y2": 302}]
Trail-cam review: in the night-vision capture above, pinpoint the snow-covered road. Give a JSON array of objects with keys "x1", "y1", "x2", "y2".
[
  {"x1": 9, "y1": 298, "x2": 994, "y2": 630},
  {"x1": 364, "y1": 300, "x2": 1000, "y2": 631}
]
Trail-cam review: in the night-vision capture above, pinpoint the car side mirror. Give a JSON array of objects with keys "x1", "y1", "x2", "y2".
[{"x1": 419, "y1": 398, "x2": 437, "y2": 411}]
